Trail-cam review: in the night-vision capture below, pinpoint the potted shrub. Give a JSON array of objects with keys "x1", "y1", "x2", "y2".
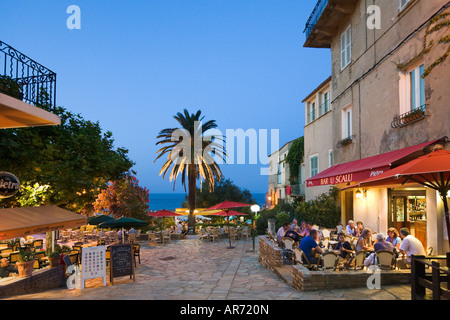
[
  {"x1": 48, "y1": 251, "x2": 61, "y2": 268},
  {"x1": 16, "y1": 248, "x2": 35, "y2": 277}
]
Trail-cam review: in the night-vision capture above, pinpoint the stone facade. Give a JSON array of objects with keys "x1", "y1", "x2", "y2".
[{"x1": 0, "y1": 265, "x2": 66, "y2": 298}]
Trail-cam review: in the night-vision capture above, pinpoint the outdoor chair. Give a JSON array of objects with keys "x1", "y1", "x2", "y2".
[
  {"x1": 321, "y1": 251, "x2": 339, "y2": 271},
  {"x1": 72, "y1": 245, "x2": 82, "y2": 253},
  {"x1": 162, "y1": 230, "x2": 171, "y2": 243},
  {"x1": 97, "y1": 240, "x2": 106, "y2": 246},
  {"x1": 105, "y1": 250, "x2": 110, "y2": 267},
  {"x1": 283, "y1": 238, "x2": 295, "y2": 264},
  {"x1": 301, "y1": 251, "x2": 319, "y2": 271},
  {"x1": 9, "y1": 252, "x2": 20, "y2": 264},
  {"x1": 73, "y1": 241, "x2": 84, "y2": 247},
  {"x1": 132, "y1": 244, "x2": 140, "y2": 267},
  {"x1": 147, "y1": 232, "x2": 159, "y2": 246},
  {"x1": 211, "y1": 230, "x2": 220, "y2": 242},
  {"x1": 199, "y1": 231, "x2": 209, "y2": 241},
  {"x1": 371, "y1": 232, "x2": 378, "y2": 243},
  {"x1": 322, "y1": 237, "x2": 330, "y2": 250},
  {"x1": 229, "y1": 229, "x2": 240, "y2": 240},
  {"x1": 32, "y1": 240, "x2": 43, "y2": 250},
  {"x1": 219, "y1": 227, "x2": 225, "y2": 238},
  {"x1": 241, "y1": 227, "x2": 250, "y2": 240},
  {"x1": 128, "y1": 233, "x2": 136, "y2": 243},
  {"x1": 336, "y1": 224, "x2": 344, "y2": 234},
  {"x1": 68, "y1": 253, "x2": 79, "y2": 266},
  {"x1": 293, "y1": 248, "x2": 304, "y2": 265},
  {"x1": 353, "y1": 251, "x2": 367, "y2": 270},
  {"x1": 375, "y1": 250, "x2": 396, "y2": 270}
]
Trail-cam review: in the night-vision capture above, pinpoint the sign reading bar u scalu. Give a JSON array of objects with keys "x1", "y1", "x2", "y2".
[
  {"x1": 307, "y1": 169, "x2": 387, "y2": 187},
  {"x1": 0, "y1": 172, "x2": 20, "y2": 199}
]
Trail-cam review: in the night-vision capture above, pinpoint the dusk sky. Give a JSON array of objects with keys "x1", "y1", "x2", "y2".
[{"x1": 0, "y1": 1, "x2": 331, "y2": 195}]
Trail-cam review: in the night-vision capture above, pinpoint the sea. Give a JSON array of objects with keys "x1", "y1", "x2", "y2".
[{"x1": 149, "y1": 193, "x2": 267, "y2": 211}]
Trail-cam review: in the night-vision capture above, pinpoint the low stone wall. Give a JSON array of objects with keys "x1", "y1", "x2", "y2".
[
  {"x1": 258, "y1": 236, "x2": 411, "y2": 292},
  {"x1": 291, "y1": 265, "x2": 411, "y2": 291},
  {"x1": 0, "y1": 265, "x2": 66, "y2": 298},
  {"x1": 258, "y1": 236, "x2": 283, "y2": 273}
]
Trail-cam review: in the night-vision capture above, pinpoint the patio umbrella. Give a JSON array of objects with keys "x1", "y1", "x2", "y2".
[
  {"x1": 98, "y1": 216, "x2": 148, "y2": 244},
  {"x1": 87, "y1": 214, "x2": 115, "y2": 225},
  {"x1": 147, "y1": 209, "x2": 182, "y2": 218},
  {"x1": 202, "y1": 201, "x2": 251, "y2": 249},
  {"x1": 350, "y1": 149, "x2": 450, "y2": 247}
]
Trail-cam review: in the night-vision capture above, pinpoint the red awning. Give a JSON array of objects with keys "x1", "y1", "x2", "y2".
[{"x1": 306, "y1": 139, "x2": 442, "y2": 187}]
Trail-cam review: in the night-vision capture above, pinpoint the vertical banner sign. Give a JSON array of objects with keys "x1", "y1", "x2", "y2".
[
  {"x1": 110, "y1": 244, "x2": 135, "y2": 285},
  {"x1": 81, "y1": 246, "x2": 107, "y2": 289}
]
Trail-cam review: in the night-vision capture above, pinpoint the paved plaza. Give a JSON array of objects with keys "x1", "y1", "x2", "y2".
[{"x1": 2, "y1": 237, "x2": 412, "y2": 300}]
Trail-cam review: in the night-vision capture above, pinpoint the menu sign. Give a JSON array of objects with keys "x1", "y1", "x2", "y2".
[
  {"x1": 0, "y1": 172, "x2": 20, "y2": 199},
  {"x1": 110, "y1": 243, "x2": 135, "y2": 284},
  {"x1": 81, "y1": 246, "x2": 106, "y2": 289}
]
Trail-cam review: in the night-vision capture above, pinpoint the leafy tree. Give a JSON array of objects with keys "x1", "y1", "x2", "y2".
[
  {"x1": 183, "y1": 178, "x2": 255, "y2": 210},
  {"x1": 155, "y1": 109, "x2": 226, "y2": 231},
  {"x1": 285, "y1": 137, "x2": 304, "y2": 184},
  {"x1": 93, "y1": 175, "x2": 150, "y2": 221},
  {"x1": 0, "y1": 94, "x2": 134, "y2": 213},
  {"x1": 294, "y1": 187, "x2": 341, "y2": 228}
]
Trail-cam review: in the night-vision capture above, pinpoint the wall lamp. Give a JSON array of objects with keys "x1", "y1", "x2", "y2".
[{"x1": 356, "y1": 189, "x2": 367, "y2": 199}]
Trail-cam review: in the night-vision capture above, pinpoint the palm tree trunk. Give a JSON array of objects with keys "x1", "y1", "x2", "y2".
[{"x1": 188, "y1": 165, "x2": 196, "y2": 234}]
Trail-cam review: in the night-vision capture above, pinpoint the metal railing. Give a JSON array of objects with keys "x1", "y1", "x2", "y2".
[
  {"x1": 290, "y1": 184, "x2": 306, "y2": 197},
  {"x1": 411, "y1": 253, "x2": 450, "y2": 300},
  {"x1": 304, "y1": 0, "x2": 329, "y2": 39},
  {"x1": 391, "y1": 105, "x2": 427, "y2": 128},
  {"x1": 319, "y1": 100, "x2": 330, "y2": 116},
  {"x1": 0, "y1": 40, "x2": 56, "y2": 108}
]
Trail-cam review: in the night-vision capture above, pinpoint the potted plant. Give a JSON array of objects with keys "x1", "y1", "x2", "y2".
[
  {"x1": 16, "y1": 248, "x2": 35, "y2": 277},
  {"x1": 48, "y1": 251, "x2": 61, "y2": 268}
]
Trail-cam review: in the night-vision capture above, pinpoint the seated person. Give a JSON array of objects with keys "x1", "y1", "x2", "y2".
[
  {"x1": 299, "y1": 229, "x2": 323, "y2": 265},
  {"x1": 397, "y1": 228, "x2": 425, "y2": 269},
  {"x1": 0, "y1": 258, "x2": 18, "y2": 278},
  {"x1": 356, "y1": 228, "x2": 374, "y2": 253},
  {"x1": 276, "y1": 222, "x2": 290, "y2": 244},
  {"x1": 364, "y1": 233, "x2": 395, "y2": 267},
  {"x1": 334, "y1": 233, "x2": 353, "y2": 259},
  {"x1": 386, "y1": 227, "x2": 402, "y2": 252},
  {"x1": 374, "y1": 233, "x2": 395, "y2": 252},
  {"x1": 356, "y1": 221, "x2": 365, "y2": 237},
  {"x1": 289, "y1": 219, "x2": 301, "y2": 234},
  {"x1": 284, "y1": 229, "x2": 302, "y2": 246},
  {"x1": 345, "y1": 220, "x2": 357, "y2": 237},
  {"x1": 300, "y1": 222, "x2": 313, "y2": 237}
]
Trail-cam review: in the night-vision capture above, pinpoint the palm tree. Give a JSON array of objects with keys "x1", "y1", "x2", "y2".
[{"x1": 154, "y1": 109, "x2": 226, "y2": 232}]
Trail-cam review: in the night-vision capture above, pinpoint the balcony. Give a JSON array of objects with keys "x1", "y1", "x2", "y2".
[
  {"x1": 303, "y1": 0, "x2": 357, "y2": 48},
  {"x1": 391, "y1": 105, "x2": 427, "y2": 129},
  {"x1": 290, "y1": 184, "x2": 305, "y2": 198},
  {"x1": 0, "y1": 41, "x2": 60, "y2": 128}
]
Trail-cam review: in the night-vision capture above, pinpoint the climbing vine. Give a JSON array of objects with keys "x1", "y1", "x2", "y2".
[{"x1": 397, "y1": 9, "x2": 450, "y2": 77}]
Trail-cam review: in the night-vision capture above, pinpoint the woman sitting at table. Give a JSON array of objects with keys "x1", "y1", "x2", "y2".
[
  {"x1": 356, "y1": 228, "x2": 374, "y2": 253},
  {"x1": 386, "y1": 227, "x2": 402, "y2": 252},
  {"x1": 334, "y1": 233, "x2": 353, "y2": 260}
]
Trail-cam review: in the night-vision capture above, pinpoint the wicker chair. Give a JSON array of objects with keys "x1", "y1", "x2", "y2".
[
  {"x1": 375, "y1": 250, "x2": 396, "y2": 270},
  {"x1": 354, "y1": 251, "x2": 367, "y2": 270},
  {"x1": 322, "y1": 251, "x2": 339, "y2": 271}
]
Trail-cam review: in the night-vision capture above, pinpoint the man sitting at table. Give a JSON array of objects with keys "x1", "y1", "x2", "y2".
[
  {"x1": 345, "y1": 220, "x2": 357, "y2": 237},
  {"x1": 276, "y1": 222, "x2": 290, "y2": 244},
  {"x1": 0, "y1": 258, "x2": 18, "y2": 278},
  {"x1": 364, "y1": 233, "x2": 395, "y2": 267},
  {"x1": 300, "y1": 222, "x2": 313, "y2": 237},
  {"x1": 299, "y1": 229, "x2": 323, "y2": 265},
  {"x1": 397, "y1": 228, "x2": 426, "y2": 269}
]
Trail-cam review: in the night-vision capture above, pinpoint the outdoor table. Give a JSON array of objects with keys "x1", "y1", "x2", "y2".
[{"x1": 1, "y1": 251, "x2": 19, "y2": 259}]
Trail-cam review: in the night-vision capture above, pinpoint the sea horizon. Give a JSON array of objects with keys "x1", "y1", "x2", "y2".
[{"x1": 149, "y1": 192, "x2": 266, "y2": 211}]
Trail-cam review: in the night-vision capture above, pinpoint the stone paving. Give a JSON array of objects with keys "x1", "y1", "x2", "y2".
[{"x1": 2, "y1": 236, "x2": 412, "y2": 300}]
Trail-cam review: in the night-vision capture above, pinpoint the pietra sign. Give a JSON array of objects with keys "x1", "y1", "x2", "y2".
[{"x1": 0, "y1": 172, "x2": 20, "y2": 199}]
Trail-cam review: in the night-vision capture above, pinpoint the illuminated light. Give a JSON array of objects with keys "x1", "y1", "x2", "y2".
[{"x1": 356, "y1": 190, "x2": 362, "y2": 199}]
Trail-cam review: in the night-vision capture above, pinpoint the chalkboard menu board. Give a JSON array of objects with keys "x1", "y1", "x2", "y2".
[{"x1": 109, "y1": 244, "x2": 135, "y2": 284}]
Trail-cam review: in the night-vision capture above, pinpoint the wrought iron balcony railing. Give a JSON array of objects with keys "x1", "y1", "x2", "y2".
[
  {"x1": 391, "y1": 105, "x2": 427, "y2": 129},
  {"x1": 304, "y1": 0, "x2": 329, "y2": 39},
  {"x1": 0, "y1": 40, "x2": 56, "y2": 108}
]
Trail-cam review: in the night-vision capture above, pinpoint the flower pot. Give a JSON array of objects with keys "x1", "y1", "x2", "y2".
[
  {"x1": 48, "y1": 257, "x2": 60, "y2": 268},
  {"x1": 16, "y1": 260, "x2": 35, "y2": 277}
]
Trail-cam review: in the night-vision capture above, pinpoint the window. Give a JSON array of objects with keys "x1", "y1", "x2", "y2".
[
  {"x1": 310, "y1": 155, "x2": 319, "y2": 177},
  {"x1": 307, "y1": 102, "x2": 316, "y2": 123},
  {"x1": 277, "y1": 163, "x2": 281, "y2": 184},
  {"x1": 329, "y1": 149, "x2": 333, "y2": 168},
  {"x1": 410, "y1": 64, "x2": 425, "y2": 110},
  {"x1": 340, "y1": 25, "x2": 352, "y2": 70},
  {"x1": 399, "y1": 0, "x2": 411, "y2": 11},
  {"x1": 399, "y1": 63, "x2": 425, "y2": 114},
  {"x1": 320, "y1": 91, "x2": 330, "y2": 116},
  {"x1": 342, "y1": 106, "x2": 352, "y2": 139}
]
